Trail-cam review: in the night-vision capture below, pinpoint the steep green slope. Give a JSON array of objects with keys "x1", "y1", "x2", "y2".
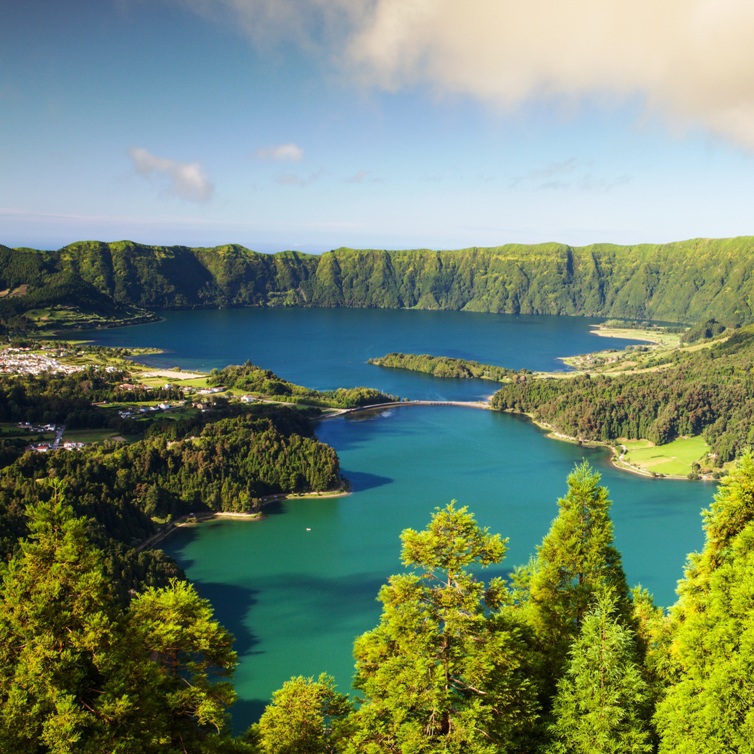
[{"x1": 3, "y1": 236, "x2": 754, "y2": 329}]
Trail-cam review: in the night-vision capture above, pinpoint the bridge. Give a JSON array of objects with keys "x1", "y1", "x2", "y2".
[{"x1": 326, "y1": 399, "x2": 491, "y2": 417}]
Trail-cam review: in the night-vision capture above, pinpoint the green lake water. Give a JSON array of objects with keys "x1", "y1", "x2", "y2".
[{"x1": 76, "y1": 308, "x2": 714, "y2": 730}]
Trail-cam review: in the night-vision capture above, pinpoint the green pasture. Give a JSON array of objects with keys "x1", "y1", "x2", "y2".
[
  {"x1": 61, "y1": 428, "x2": 127, "y2": 444},
  {"x1": 622, "y1": 436, "x2": 710, "y2": 476}
]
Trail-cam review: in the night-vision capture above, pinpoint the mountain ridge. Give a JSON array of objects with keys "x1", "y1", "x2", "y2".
[{"x1": 2, "y1": 235, "x2": 754, "y2": 329}]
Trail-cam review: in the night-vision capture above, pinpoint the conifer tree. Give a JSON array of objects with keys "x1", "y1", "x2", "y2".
[
  {"x1": 655, "y1": 453, "x2": 754, "y2": 753},
  {"x1": 546, "y1": 591, "x2": 652, "y2": 754},
  {"x1": 521, "y1": 462, "x2": 632, "y2": 679},
  {"x1": 0, "y1": 490, "x2": 156, "y2": 753},
  {"x1": 251, "y1": 674, "x2": 352, "y2": 754},
  {"x1": 346, "y1": 502, "x2": 539, "y2": 753},
  {"x1": 0, "y1": 486, "x2": 248, "y2": 753},
  {"x1": 129, "y1": 578, "x2": 240, "y2": 750}
]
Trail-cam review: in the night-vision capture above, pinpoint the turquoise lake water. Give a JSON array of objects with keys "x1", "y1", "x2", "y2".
[{"x1": 76, "y1": 308, "x2": 713, "y2": 730}]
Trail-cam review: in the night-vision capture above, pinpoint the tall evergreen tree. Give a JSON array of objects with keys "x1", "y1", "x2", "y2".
[
  {"x1": 546, "y1": 591, "x2": 652, "y2": 754},
  {"x1": 656, "y1": 453, "x2": 754, "y2": 753},
  {"x1": 128, "y1": 578, "x2": 240, "y2": 750},
  {"x1": 347, "y1": 503, "x2": 540, "y2": 753},
  {"x1": 520, "y1": 462, "x2": 632, "y2": 679}
]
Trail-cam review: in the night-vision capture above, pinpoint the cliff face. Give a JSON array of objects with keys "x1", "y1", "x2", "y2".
[{"x1": 3, "y1": 236, "x2": 754, "y2": 325}]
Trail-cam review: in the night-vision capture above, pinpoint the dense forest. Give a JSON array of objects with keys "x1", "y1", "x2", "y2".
[
  {"x1": 0, "y1": 359, "x2": 343, "y2": 604},
  {"x1": 4, "y1": 236, "x2": 754, "y2": 331},
  {"x1": 490, "y1": 324, "x2": 754, "y2": 464}
]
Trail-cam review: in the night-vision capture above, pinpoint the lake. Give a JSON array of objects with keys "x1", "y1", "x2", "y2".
[{"x1": 76, "y1": 308, "x2": 713, "y2": 730}]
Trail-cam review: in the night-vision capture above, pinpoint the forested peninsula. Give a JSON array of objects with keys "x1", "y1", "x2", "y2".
[
  {"x1": 369, "y1": 353, "x2": 522, "y2": 381},
  {"x1": 4, "y1": 235, "x2": 754, "y2": 332}
]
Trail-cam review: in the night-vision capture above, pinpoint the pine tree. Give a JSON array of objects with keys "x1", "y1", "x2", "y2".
[
  {"x1": 546, "y1": 591, "x2": 652, "y2": 754},
  {"x1": 0, "y1": 490, "x2": 157, "y2": 753},
  {"x1": 656, "y1": 453, "x2": 754, "y2": 753},
  {"x1": 0, "y1": 485, "x2": 248, "y2": 753},
  {"x1": 346, "y1": 502, "x2": 540, "y2": 753},
  {"x1": 521, "y1": 462, "x2": 632, "y2": 679},
  {"x1": 251, "y1": 674, "x2": 352, "y2": 754},
  {"x1": 128, "y1": 578, "x2": 240, "y2": 749}
]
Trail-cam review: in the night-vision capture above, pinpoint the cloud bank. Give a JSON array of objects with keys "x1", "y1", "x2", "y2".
[
  {"x1": 170, "y1": 0, "x2": 754, "y2": 150},
  {"x1": 128, "y1": 147, "x2": 214, "y2": 201}
]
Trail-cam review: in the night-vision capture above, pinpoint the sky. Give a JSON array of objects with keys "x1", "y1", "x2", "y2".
[{"x1": 3, "y1": 0, "x2": 754, "y2": 253}]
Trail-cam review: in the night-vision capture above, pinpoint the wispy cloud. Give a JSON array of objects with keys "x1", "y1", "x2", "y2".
[
  {"x1": 528, "y1": 159, "x2": 583, "y2": 181},
  {"x1": 167, "y1": 0, "x2": 368, "y2": 50},
  {"x1": 255, "y1": 143, "x2": 304, "y2": 161},
  {"x1": 275, "y1": 167, "x2": 324, "y2": 186},
  {"x1": 512, "y1": 158, "x2": 631, "y2": 193},
  {"x1": 345, "y1": 170, "x2": 367, "y2": 183},
  {"x1": 128, "y1": 147, "x2": 213, "y2": 201}
]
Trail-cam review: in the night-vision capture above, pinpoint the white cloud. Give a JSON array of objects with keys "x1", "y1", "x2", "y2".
[
  {"x1": 169, "y1": 0, "x2": 754, "y2": 150},
  {"x1": 346, "y1": 0, "x2": 754, "y2": 149},
  {"x1": 255, "y1": 143, "x2": 304, "y2": 161},
  {"x1": 128, "y1": 147, "x2": 214, "y2": 201}
]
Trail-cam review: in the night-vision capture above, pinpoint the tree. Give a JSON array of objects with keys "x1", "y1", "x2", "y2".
[
  {"x1": 521, "y1": 462, "x2": 632, "y2": 679},
  {"x1": 0, "y1": 485, "x2": 247, "y2": 754},
  {"x1": 546, "y1": 591, "x2": 652, "y2": 754},
  {"x1": 347, "y1": 503, "x2": 539, "y2": 753},
  {"x1": 655, "y1": 454, "x2": 754, "y2": 753},
  {"x1": 0, "y1": 490, "x2": 158, "y2": 753},
  {"x1": 251, "y1": 674, "x2": 352, "y2": 754},
  {"x1": 128, "y1": 578, "x2": 239, "y2": 750}
]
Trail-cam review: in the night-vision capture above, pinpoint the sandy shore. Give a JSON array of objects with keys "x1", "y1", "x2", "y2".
[
  {"x1": 589, "y1": 326, "x2": 669, "y2": 346},
  {"x1": 140, "y1": 368, "x2": 208, "y2": 380}
]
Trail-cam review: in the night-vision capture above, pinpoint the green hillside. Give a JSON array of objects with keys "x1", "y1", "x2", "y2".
[{"x1": 3, "y1": 236, "x2": 754, "y2": 331}]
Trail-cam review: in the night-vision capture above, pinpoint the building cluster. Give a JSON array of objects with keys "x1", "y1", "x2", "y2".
[{"x1": 0, "y1": 347, "x2": 84, "y2": 376}]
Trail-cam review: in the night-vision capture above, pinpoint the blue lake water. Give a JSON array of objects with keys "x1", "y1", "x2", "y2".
[
  {"x1": 76, "y1": 308, "x2": 645, "y2": 400},
  {"x1": 75, "y1": 308, "x2": 712, "y2": 730}
]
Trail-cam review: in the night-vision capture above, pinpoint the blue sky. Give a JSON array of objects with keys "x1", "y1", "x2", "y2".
[{"x1": 3, "y1": 0, "x2": 754, "y2": 253}]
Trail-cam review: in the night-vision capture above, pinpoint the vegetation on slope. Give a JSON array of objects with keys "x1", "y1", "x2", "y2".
[
  {"x1": 208, "y1": 361, "x2": 399, "y2": 408},
  {"x1": 0, "y1": 346, "x2": 346, "y2": 604},
  {"x1": 0, "y1": 493, "x2": 247, "y2": 753},
  {"x1": 5, "y1": 236, "x2": 754, "y2": 332}
]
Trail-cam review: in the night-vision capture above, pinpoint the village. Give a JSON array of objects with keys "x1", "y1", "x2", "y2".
[{"x1": 0, "y1": 344, "x2": 252, "y2": 453}]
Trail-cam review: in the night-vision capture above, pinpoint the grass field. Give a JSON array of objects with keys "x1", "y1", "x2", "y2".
[
  {"x1": 62, "y1": 428, "x2": 128, "y2": 444},
  {"x1": 621, "y1": 436, "x2": 710, "y2": 476}
]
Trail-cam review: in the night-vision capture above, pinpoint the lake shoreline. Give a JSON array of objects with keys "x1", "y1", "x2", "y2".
[
  {"x1": 497, "y1": 408, "x2": 706, "y2": 482},
  {"x1": 139, "y1": 488, "x2": 350, "y2": 550}
]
